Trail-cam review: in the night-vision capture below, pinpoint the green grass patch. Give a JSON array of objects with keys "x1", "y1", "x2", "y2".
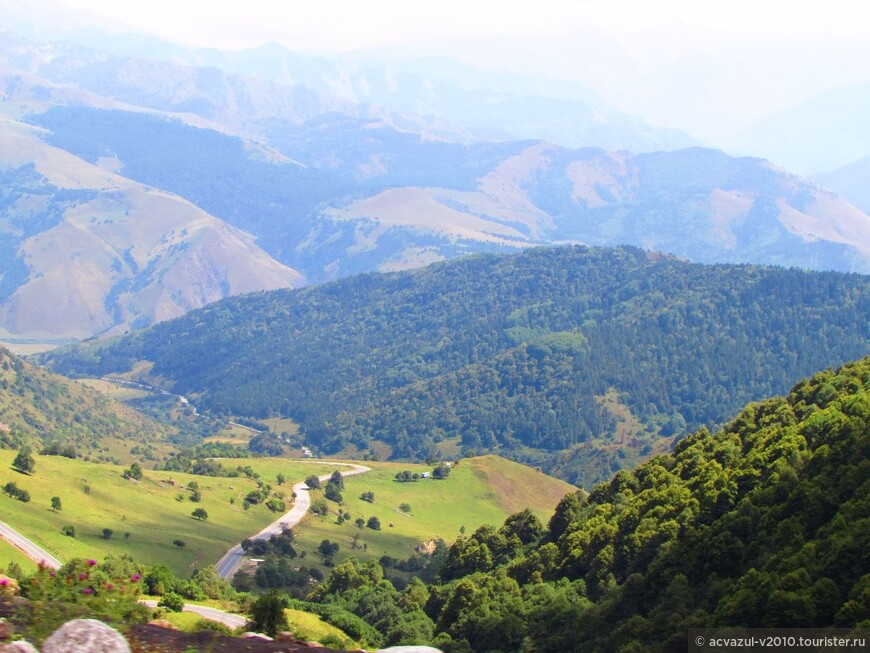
[
  {"x1": 0, "y1": 451, "x2": 322, "y2": 577},
  {"x1": 0, "y1": 537, "x2": 39, "y2": 573},
  {"x1": 291, "y1": 456, "x2": 573, "y2": 569},
  {"x1": 157, "y1": 610, "x2": 205, "y2": 632},
  {"x1": 286, "y1": 608, "x2": 356, "y2": 648}
]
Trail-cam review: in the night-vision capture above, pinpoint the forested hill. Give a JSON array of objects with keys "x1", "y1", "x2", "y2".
[
  {"x1": 0, "y1": 347, "x2": 173, "y2": 457},
  {"x1": 44, "y1": 246, "x2": 870, "y2": 485},
  {"x1": 306, "y1": 354, "x2": 870, "y2": 652}
]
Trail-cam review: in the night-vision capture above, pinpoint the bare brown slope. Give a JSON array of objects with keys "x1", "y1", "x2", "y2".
[{"x1": 0, "y1": 119, "x2": 304, "y2": 340}]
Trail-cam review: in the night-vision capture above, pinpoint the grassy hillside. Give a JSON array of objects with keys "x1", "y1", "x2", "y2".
[
  {"x1": 0, "y1": 451, "x2": 341, "y2": 576},
  {"x1": 287, "y1": 456, "x2": 573, "y2": 568},
  {"x1": 0, "y1": 346, "x2": 175, "y2": 462},
  {"x1": 45, "y1": 246, "x2": 870, "y2": 485}
]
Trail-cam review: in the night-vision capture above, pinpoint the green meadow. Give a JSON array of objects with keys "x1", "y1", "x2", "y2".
[
  {"x1": 288, "y1": 455, "x2": 574, "y2": 567},
  {"x1": 0, "y1": 451, "x2": 336, "y2": 576}
]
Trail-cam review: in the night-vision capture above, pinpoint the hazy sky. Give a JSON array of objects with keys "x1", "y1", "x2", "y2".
[
  {"x1": 31, "y1": 0, "x2": 870, "y2": 142},
  {"x1": 51, "y1": 0, "x2": 869, "y2": 51}
]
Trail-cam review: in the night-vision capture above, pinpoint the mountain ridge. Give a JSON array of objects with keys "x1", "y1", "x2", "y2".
[{"x1": 43, "y1": 245, "x2": 870, "y2": 486}]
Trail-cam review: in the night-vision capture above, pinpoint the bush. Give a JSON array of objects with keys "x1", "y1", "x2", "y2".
[
  {"x1": 158, "y1": 591, "x2": 185, "y2": 612},
  {"x1": 191, "y1": 508, "x2": 209, "y2": 521},
  {"x1": 360, "y1": 491, "x2": 375, "y2": 503},
  {"x1": 266, "y1": 498, "x2": 285, "y2": 513},
  {"x1": 102, "y1": 528, "x2": 113, "y2": 540},
  {"x1": 367, "y1": 516, "x2": 381, "y2": 531},
  {"x1": 173, "y1": 539, "x2": 186, "y2": 548},
  {"x1": 399, "y1": 503, "x2": 412, "y2": 513},
  {"x1": 61, "y1": 525, "x2": 76, "y2": 538},
  {"x1": 305, "y1": 475, "x2": 321, "y2": 490}
]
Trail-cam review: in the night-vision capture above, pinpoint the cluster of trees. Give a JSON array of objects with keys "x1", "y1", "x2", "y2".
[
  {"x1": 3, "y1": 480, "x2": 30, "y2": 502},
  {"x1": 305, "y1": 356, "x2": 870, "y2": 651},
  {"x1": 160, "y1": 442, "x2": 254, "y2": 476},
  {"x1": 45, "y1": 247, "x2": 870, "y2": 485}
]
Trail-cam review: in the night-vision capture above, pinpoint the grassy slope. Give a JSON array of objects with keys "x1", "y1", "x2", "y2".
[
  {"x1": 287, "y1": 455, "x2": 574, "y2": 567},
  {"x1": 0, "y1": 452, "x2": 336, "y2": 576},
  {"x1": 0, "y1": 537, "x2": 38, "y2": 572},
  {"x1": 0, "y1": 347, "x2": 174, "y2": 460},
  {"x1": 0, "y1": 451, "x2": 572, "y2": 580}
]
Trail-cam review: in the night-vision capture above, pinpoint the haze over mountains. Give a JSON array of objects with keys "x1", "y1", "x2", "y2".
[{"x1": 1, "y1": 3, "x2": 870, "y2": 341}]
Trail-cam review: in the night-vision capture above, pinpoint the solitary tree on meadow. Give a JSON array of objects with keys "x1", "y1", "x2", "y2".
[{"x1": 12, "y1": 446, "x2": 35, "y2": 474}]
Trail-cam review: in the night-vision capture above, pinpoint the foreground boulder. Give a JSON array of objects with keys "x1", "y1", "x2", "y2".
[{"x1": 42, "y1": 619, "x2": 129, "y2": 653}]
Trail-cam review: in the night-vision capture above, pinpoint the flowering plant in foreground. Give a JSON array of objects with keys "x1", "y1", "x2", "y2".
[{"x1": 18, "y1": 557, "x2": 148, "y2": 640}]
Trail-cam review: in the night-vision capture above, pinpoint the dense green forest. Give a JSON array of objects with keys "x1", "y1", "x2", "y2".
[
  {"x1": 304, "y1": 355, "x2": 870, "y2": 651},
  {"x1": 45, "y1": 246, "x2": 870, "y2": 485}
]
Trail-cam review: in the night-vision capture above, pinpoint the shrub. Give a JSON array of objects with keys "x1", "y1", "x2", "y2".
[
  {"x1": 158, "y1": 591, "x2": 185, "y2": 612},
  {"x1": 367, "y1": 516, "x2": 381, "y2": 531},
  {"x1": 173, "y1": 539, "x2": 186, "y2": 548},
  {"x1": 399, "y1": 503, "x2": 412, "y2": 513},
  {"x1": 102, "y1": 528, "x2": 113, "y2": 540},
  {"x1": 191, "y1": 508, "x2": 209, "y2": 521},
  {"x1": 62, "y1": 525, "x2": 76, "y2": 538}
]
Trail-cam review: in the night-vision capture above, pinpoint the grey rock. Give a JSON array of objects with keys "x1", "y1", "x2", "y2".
[
  {"x1": 1, "y1": 642, "x2": 39, "y2": 653},
  {"x1": 42, "y1": 619, "x2": 130, "y2": 653}
]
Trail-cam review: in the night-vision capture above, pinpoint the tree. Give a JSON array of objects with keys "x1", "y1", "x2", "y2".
[
  {"x1": 61, "y1": 525, "x2": 76, "y2": 538},
  {"x1": 102, "y1": 528, "x2": 114, "y2": 540},
  {"x1": 305, "y1": 475, "x2": 322, "y2": 490},
  {"x1": 248, "y1": 590, "x2": 289, "y2": 637},
  {"x1": 12, "y1": 446, "x2": 35, "y2": 474},
  {"x1": 51, "y1": 496, "x2": 62, "y2": 511},
  {"x1": 123, "y1": 462, "x2": 143, "y2": 481},
  {"x1": 173, "y1": 539, "x2": 186, "y2": 548},
  {"x1": 433, "y1": 463, "x2": 451, "y2": 479},
  {"x1": 325, "y1": 481, "x2": 343, "y2": 503},
  {"x1": 329, "y1": 470, "x2": 345, "y2": 489},
  {"x1": 192, "y1": 508, "x2": 209, "y2": 521},
  {"x1": 318, "y1": 539, "x2": 340, "y2": 558},
  {"x1": 360, "y1": 491, "x2": 375, "y2": 503},
  {"x1": 399, "y1": 503, "x2": 412, "y2": 513},
  {"x1": 276, "y1": 473, "x2": 286, "y2": 485},
  {"x1": 367, "y1": 516, "x2": 382, "y2": 531}
]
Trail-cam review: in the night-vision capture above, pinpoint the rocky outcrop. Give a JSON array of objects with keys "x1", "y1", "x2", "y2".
[{"x1": 41, "y1": 619, "x2": 130, "y2": 653}]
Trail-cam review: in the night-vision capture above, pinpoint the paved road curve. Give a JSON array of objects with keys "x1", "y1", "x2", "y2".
[
  {"x1": 215, "y1": 461, "x2": 370, "y2": 579},
  {"x1": 0, "y1": 520, "x2": 61, "y2": 569},
  {"x1": 140, "y1": 599, "x2": 247, "y2": 629}
]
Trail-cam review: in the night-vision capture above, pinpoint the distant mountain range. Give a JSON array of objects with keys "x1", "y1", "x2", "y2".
[
  {"x1": 730, "y1": 80, "x2": 870, "y2": 176},
  {"x1": 2, "y1": 24, "x2": 870, "y2": 340},
  {"x1": 813, "y1": 156, "x2": 870, "y2": 215}
]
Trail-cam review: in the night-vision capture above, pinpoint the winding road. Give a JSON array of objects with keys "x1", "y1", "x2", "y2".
[
  {"x1": 215, "y1": 461, "x2": 370, "y2": 579},
  {"x1": 1, "y1": 460, "x2": 371, "y2": 628}
]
